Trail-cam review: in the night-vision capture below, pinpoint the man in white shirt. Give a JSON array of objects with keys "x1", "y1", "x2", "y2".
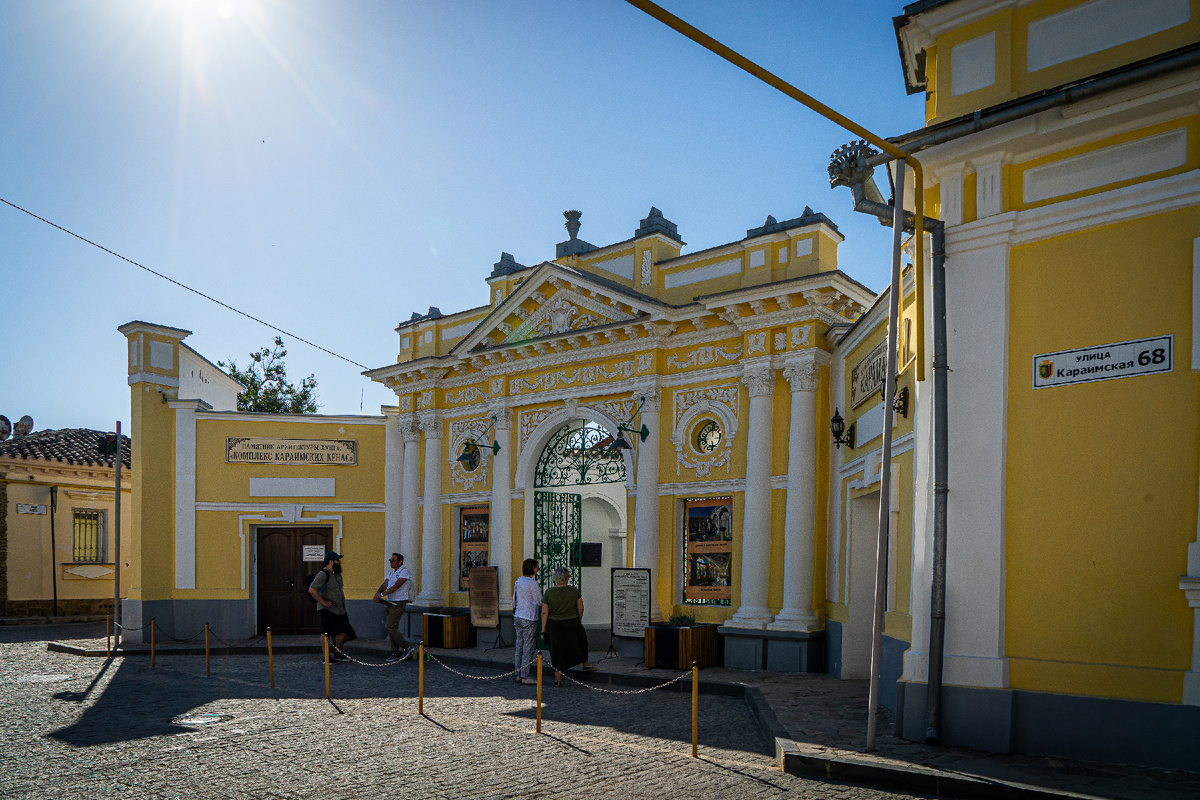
[
  {"x1": 375, "y1": 553, "x2": 416, "y2": 663},
  {"x1": 512, "y1": 558, "x2": 543, "y2": 685}
]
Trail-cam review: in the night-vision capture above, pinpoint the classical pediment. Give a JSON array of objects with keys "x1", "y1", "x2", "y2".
[{"x1": 452, "y1": 264, "x2": 663, "y2": 354}]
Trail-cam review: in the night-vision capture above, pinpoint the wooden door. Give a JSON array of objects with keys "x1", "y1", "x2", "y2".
[{"x1": 256, "y1": 527, "x2": 331, "y2": 635}]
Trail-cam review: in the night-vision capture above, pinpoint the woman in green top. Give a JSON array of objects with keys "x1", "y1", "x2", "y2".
[{"x1": 541, "y1": 566, "x2": 596, "y2": 686}]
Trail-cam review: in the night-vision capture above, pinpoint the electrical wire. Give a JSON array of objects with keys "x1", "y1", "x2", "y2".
[{"x1": 1, "y1": 197, "x2": 369, "y2": 370}]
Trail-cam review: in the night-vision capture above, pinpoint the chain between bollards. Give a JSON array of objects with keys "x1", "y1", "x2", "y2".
[
  {"x1": 151, "y1": 618, "x2": 156, "y2": 667},
  {"x1": 692, "y1": 661, "x2": 699, "y2": 758},
  {"x1": 205, "y1": 623, "x2": 211, "y2": 676},
  {"x1": 267, "y1": 628, "x2": 274, "y2": 688},
  {"x1": 536, "y1": 651, "x2": 543, "y2": 734},
  {"x1": 418, "y1": 644, "x2": 425, "y2": 715}
]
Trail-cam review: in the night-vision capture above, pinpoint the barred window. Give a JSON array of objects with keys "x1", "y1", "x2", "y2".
[{"x1": 72, "y1": 509, "x2": 105, "y2": 563}]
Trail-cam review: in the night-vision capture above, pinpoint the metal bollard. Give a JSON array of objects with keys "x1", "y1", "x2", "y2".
[
  {"x1": 536, "y1": 652, "x2": 543, "y2": 733},
  {"x1": 267, "y1": 627, "x2": 274, "y2": 688},
  {"x1": 418, "y1": 644, "x2": 425, "y2": 715},
  {"x1": 205, "y1": 623, "x2": 211, "y2": 676},
  {"x1": 151, "y1": 618, "x2": 156, "y2": 667},
  {"x1": 692, "y1": 662, "x2": 699, "y2": 758},
  {"x1": 106, "y1": 615, "x2": 111, "y2": 658},
  {"x1": 323, "y1": 635, "x2": 330, "y2": 699}
]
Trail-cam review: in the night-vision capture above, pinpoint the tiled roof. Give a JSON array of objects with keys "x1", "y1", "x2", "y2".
[{"x1": 0, "y1": 428, "x2": 131, "y2": 469}]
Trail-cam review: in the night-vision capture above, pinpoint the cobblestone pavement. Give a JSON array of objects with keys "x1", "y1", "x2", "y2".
[{"x1": 3, "y1": 624, "x2": 925, "y2": 800}]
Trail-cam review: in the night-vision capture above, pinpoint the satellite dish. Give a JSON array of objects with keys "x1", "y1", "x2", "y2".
[
  {"x1": 14, "y1": 415, "x2": 33, "y2": 438},
  {"x1": 0, "y1": 416, "x2": 10, "y2": 441}
]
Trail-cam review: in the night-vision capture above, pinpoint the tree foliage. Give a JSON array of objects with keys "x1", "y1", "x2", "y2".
[{"x1": 219, "y1": 337, "x2": 320, "y2": 414}]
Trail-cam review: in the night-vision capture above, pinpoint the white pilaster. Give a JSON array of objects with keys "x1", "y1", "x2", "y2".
[
  {"x1": 729, "y1": 361, "x2": 776, "y2": 629},
  {"x1": 490, "y1": 407, "x2": 513, "y2": 610},
  {"x1": 399, "y1": 417, "x2": 421, "y2": 580},
  {"x1": 415, "y1": 411, "x2": 445, "y2": 606},
  {"x1": 168, "y1": 399, "x2": 209, "y2": 590},
  {"x1": 634, "y1": 386, "x2": 662, "y2": 617},
  {"x1": 769, "y1": 357, "x2": 820, "y2": 631},
  {"x1": 383, "y1": 409, "x2": 403, "y2": 560}
]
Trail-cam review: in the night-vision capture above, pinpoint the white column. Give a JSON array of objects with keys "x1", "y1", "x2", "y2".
[
  {"x1": 633, "y1": 387, "x2": 662, "y2": 599},
  {"x1": 729, "y1": 362, "x2": 776, "y2": 628},
  {"x1": 769, "y1": 358, "x2": 820, "y2": 630},
  {"x1": 490, "y1": 407, "x2": 513, "y2": 611},
  {"x1": 383, "y1": 409, "x2": 403, "y2": 560},
  {"x1": 399, "y1": 417, "x2": 421, "y2": 583},
  {"x1": 415, "y1": 411, "x2": 444, "y2": 606}
]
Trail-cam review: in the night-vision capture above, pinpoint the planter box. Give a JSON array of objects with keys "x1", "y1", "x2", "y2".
[
  {"x1": 644, "y1": 623, "x2": 721, "y2": 669},
  {"x1": 422, "y1": 611, "x2": 475, "y2": 649}
]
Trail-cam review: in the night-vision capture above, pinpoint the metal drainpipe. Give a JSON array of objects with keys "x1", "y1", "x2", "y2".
[
  {"x1": 839, "y1": 188, "x2": 949, "y2": 745},
  {"x1": 925, "y1": 220, "x2": 948, "y2": 744}
]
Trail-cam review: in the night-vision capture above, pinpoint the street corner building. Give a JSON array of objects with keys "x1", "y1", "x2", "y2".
[
  {"x1": 0, "y1": 426, "x2": 131, "y2": 617},
  {"x1": 116, "y1": 0, "x2": 1200, "y2": 771}
]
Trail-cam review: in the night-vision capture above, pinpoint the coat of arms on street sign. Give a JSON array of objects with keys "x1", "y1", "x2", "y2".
[{"x1": 1038, "y1": 360, "x2": 1054, "y2": 380}]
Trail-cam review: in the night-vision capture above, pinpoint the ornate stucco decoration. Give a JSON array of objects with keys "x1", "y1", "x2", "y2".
[
  {"x1": 518, "y1": 407, "x2": 556, "y2": 452},
  {"x1": 667, "y1": 343, "x2": 743, "y2": 370},
  {"x1": 747, "y1": 332, "x2": 767, "y2": 354},
  {"x1": 447, "y1": 415, "x2": 495, "y2": 491},
  {"x1": 640, "y1": 251, "x2": 653, "y2": 287},
  {"x1": 509, "y1": 360, "x2": 637, "y2": 395},
  {"x1": 446, "y1": 385, "x2": 490, "y2": 406},
  {"x1": 672, "y1": 383, "x2": 740, "y2": 477},
  {"x1": 504, "y1": 287, "x2": 635, "y2": 343}
]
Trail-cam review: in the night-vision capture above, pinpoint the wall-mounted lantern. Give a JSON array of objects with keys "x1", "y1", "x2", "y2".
[{"x1": 830, "y1": 408, "x2": 855, "y2": 450}]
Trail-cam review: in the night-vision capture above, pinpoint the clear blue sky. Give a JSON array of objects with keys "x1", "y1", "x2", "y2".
[{"x1": 0, "y1": 0, "x2": 924, "y2": 434}]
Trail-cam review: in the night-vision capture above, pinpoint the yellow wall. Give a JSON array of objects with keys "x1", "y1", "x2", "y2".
[{"x1": 1006, "y1": 208, "x2": 1199, "y2": 702}]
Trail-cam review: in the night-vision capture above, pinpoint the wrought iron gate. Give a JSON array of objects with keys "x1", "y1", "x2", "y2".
[{"x1": 533, "y1": 490, "x2": 581, "y2": 591}]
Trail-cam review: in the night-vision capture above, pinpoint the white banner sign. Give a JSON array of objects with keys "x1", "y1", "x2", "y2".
[
  {"x1": 302, "y1": 545, "x2": 326, "y2": 562},
  {"x1": 16, "y1": 504, "x2": 47, "y2": 515},
  {"x1": 611, "y1": 568, "x2": 651, "y2": 638},
  {"x1": 1033, "y1": 335, "x2": 1172, "y2": 389}
]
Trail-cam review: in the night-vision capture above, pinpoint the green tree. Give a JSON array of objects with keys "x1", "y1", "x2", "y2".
[{"x1": 219, "y1": 337, "x2": 320, "y2": 413}]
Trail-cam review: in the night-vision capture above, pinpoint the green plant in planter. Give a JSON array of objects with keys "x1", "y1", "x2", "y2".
[{"x1": 667, "y1": 612, "x2": 697, "y2": 628}]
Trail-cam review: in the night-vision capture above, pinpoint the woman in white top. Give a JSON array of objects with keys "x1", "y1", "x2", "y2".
[{"x1": 512, "y1": 558, "x2": 543, "y2": 684}]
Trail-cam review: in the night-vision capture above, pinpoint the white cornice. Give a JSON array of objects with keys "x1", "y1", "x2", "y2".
[
  {"x1": 196, "y1": 502, "x2": 384, "y2": 513},
  {"x1": 193, "y1": 411, "x2": 386, "y2": 425}
]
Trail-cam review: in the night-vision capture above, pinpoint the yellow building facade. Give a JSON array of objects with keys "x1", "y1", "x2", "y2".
[
  {"x1": 879, "y1": 0, "x2": 1200, "y2": 769},
  {"x1": 116, "y1": 0, "x2": 1200, "y2": 769}
]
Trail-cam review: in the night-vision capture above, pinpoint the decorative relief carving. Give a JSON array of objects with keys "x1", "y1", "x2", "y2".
[
  {"x1": 748, "y1": 332, "x2": 767, "y2": 354},
  {"x1": 510, "y1": 360, "x2": 636, "y2": 394},
  {"x1": 417, "y1": 411, "x2": 441, "y2": 436},
  {"x1": 672, "y1": 384, "x2": 740, "y2": 478},
  {"x1": 640, "y1": 251, "x2": 652, "y2": 286},
  {"x1": 490, "y1": 377, "x2": 505, "y2": 396},
  {"x1": 547, "y1": 297, "x2": 579, "y2": 333},
  {"x1": 505, "y1": 288, "x2": 630, "y2": 342},
  {"x1": 400, "y1": 416, "x2": 419, "y2": 443},
  {"x1": 637, "y1": 353, "x2": 654, "y2": 373},
  {"x1": 783, "y1": 360, "x2": 820, "y2": 392},
  {"x1": 596, "y1": 398, "x2": 639, "y2": 425},
  {"x1": 448, "y1": 416, "x2": 494, "y2": 490},
  {"x1": 418, "y1": 390, "x2": 434, "y2": 409},
  {"x1": 518, "y1": 407, "x2": 555, "y2": 451},
  {"x1": 791, "y1": 325, "x2": 811, "y2": 348},
  {"x1": 673, "y1": 383, "x2": 739, "y2": 428},
  {"x1": 774, "y1": 332, "x2": 786, "y2": 351},
  {"x1": 446, "y1": 385, "x2": 489, "y2": 406},
  {"x1": 742, "y1": 368, "x2": 776, "y2": 398},
  {"x1": 400, "y1": 396, "x2": 412, "y2": 412},
  {"x1": 667, "y1": 343, "x2": 743, "y2": 370}
]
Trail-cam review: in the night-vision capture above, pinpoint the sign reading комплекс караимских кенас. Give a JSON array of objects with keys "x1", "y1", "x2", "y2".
[{"x1": 225, "y1": 438, "x2": 357, "y2": 465}]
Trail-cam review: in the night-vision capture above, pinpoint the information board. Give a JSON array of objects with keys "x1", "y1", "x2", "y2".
[
  {"x1": 468, "y1": 566, "x2": 500, "y2": 629},
  {"x1": 611, "y1": 568, "x2": 651, "y2": 638},
  {"x1": 301, "y1": 545, "x2": 325, "y2": 562},
  {"x1": 1032, "y1": 335, "x2": 1173, "y2": 389}
]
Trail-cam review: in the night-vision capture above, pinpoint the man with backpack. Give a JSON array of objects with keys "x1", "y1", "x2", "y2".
[{"x1": 309, "y1": 552, "x2": 353, "y2": 662}]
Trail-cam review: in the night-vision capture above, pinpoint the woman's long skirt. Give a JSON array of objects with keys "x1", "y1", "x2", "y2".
[{"x1": 545, "y1": 617, "x2": 588, "y2": 672}]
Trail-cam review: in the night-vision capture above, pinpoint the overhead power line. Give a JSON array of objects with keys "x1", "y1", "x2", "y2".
[{"x1": 1, "y1": 198, "x2": 369, "y2": 370}]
